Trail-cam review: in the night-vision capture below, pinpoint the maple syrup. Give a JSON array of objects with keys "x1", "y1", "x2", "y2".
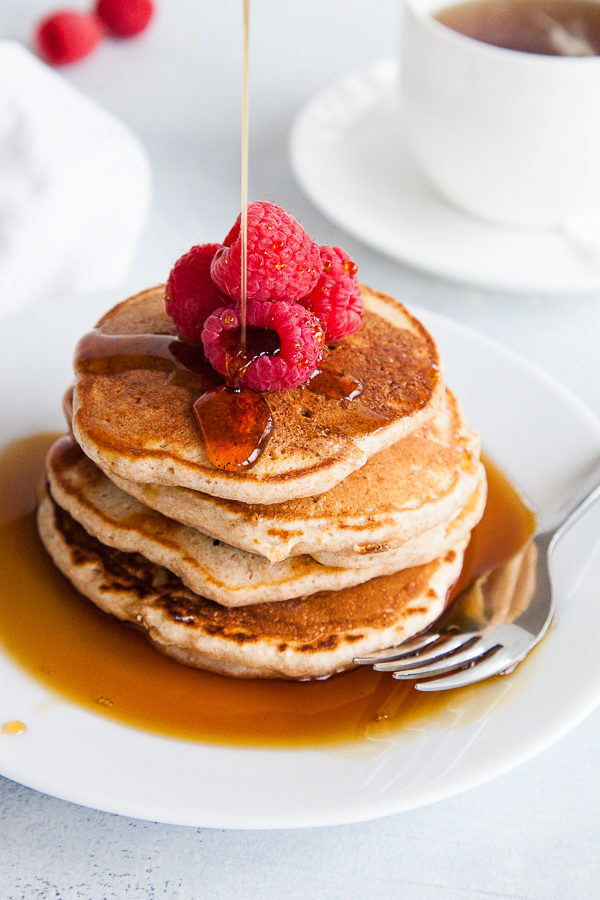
[
  {"x1": 193, "y1": 322, "x2": 277, "y2": 469},
  {"x1": 1, "y1": 721, "x2": 27, "y2": 736},
  {"x1": 222, "y1": 325, "x2": 281, "y2": 386},
  {"x1": 0, "y1": 433, "x2": 535, "y2": 748},
  {"x1": 75, "y1": 330, "x2": 218, "y2": 388},
  {"x1": 192, "y1": 0, "x2": 280, "y2": 471},
  {"x1": 193, "y1": 386, "x2": 273, "y2": 470},
  {"x1": 76, "y1": 326, "x2": 276, "y2": 471},
  {"x1": 240, "y1": 0, "x2": 250, "y2": 349},
  {"x1": 306, "y1": 368, "x2": 363, "y2": 401}
]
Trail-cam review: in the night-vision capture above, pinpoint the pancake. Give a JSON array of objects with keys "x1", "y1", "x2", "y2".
[
  {"x1": 37, "y1": 486, "x2": 466, "y2": 680},
  {"x1": 71, "y1": 284, "x2": 444, "y2": 504},
  {"x1": 45, "y1": 434, "x2": 484, "y2": 606},
  {"x1": 312, "y1": 471, "x2": 486, "y2": 568},
  {"x1": 100, "y1": 389, "x2": 482, "y2": 564}
]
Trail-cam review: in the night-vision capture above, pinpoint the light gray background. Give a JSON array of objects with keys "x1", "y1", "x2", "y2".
[{"x1": 1, "y1": 1, "x2": 599, "y2": 897}]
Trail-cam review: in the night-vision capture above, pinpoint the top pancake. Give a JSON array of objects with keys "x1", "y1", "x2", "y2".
[{"x1": 71, "y1": 285, "x2": 444, "y2": 503}]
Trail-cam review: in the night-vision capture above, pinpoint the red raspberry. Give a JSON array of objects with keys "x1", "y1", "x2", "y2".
[
  {"x1": 210, "y1": 202, "x2": 322, "y2": 304},
  {"x1": 201, "y1": 300, "x2": 325, "y2": 392},
  {"x1": 300, "y1": 245, "x2": 363, "y2": 342},
  {"x1": 165, "y1": 244, "x2": 227, "y2": 342},
  {"x1": 95, "y1": 0, "x2": 154, "y2": 37},
  {"x1": 35, "y1": 11, "x2": 104, "y2": 65}
]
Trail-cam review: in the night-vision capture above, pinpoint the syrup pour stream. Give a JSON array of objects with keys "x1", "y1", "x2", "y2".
[
  {"x1": 190, "y1": 4, "x2": 362, "y2": 469},
  {"x1": 192, "y1": 0, "x2": 276, "y2": 471},
  {"x1": 241, "y1": 0, "x2": 249, "y2": 349}
]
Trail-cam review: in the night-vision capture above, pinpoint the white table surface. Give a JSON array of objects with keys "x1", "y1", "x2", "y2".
[{"x1": 1, "y1": 2, "x2": 599, "y2": 898}]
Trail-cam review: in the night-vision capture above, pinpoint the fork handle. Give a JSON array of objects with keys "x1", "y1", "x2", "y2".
[{"x1": 548, "y1": 478, "x2": 600, "y2": 550}]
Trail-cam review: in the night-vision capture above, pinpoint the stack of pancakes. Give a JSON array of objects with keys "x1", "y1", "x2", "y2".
[{"x1": 38, "y1": 285, "x2": 486, "y2": 679}]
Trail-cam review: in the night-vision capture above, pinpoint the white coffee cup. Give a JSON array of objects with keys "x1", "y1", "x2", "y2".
[{"x1": 401, "y1": 0, "x2": 600, "y2": 231}]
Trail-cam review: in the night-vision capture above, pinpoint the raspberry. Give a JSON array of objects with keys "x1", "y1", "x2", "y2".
[
  {"x1": 300, "y1": 245, "x2": 363, "y2": 341},
  {"x1": 210, "y1": 202, "x2": 322, "y2": 304},
  {"x1": 95, "y1": 0, "x2": 154, "y2": 37},
  {"x1": 35, "y1": 11, "x2": 104, "y2": 65},
  {"x1": 165, "y1": 244, "x2": 227, "y2": 342},
  {"x1": 201, "y1": 300, "x2": 325, "y2": 392}
]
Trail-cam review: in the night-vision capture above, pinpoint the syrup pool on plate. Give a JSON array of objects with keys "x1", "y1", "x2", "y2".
[
  {"x1": 1, "y1": 720, "x2": 27, "y2": 736},
  {"x1": 0, "y1": 433, "x2": 535, "y2": 748}
]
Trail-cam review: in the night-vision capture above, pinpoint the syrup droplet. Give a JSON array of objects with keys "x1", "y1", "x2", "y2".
[
  {"x1": 306, "y1": 368, "x2": 362, "y2": 401},
  {"x1": 2, "y1": 720, "x2": 27, "y2": 736},
  {"x1": 193, "y1": 386, "x2": 273, "y2": 471}
]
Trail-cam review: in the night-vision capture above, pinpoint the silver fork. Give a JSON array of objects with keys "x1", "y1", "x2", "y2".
[{"x1": 354, "y1": 476, "x2": 600, "y2": 691}]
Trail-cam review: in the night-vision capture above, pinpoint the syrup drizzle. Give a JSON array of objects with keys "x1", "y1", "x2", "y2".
[
  {"x1": 193, "y1": 386, "x2": 273, "y2": 470},
  {"x1": 75, "y1": 329, "x2": 274, "y2": 472},
  {"x1": 222, "y1": 325, "x2": 280, "y2": 388},
  {"x1": 75, "y1": 331, "x2": 219, "y2": 391},
  {"x1": 191, "y1": 0, "x2": 275, "y2": 471},
  {"x1": 240, "y1": 0, "x2": 249, "y2": 351}
]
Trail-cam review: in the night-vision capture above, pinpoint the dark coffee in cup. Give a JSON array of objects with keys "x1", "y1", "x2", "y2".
[{"x1": 434, "y1": 0, "x2": 600, "y2": 56}]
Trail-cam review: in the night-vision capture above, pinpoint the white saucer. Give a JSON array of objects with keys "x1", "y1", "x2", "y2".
[{"x1": 290, "y1": 59, "x2": 600, "y2": 294}]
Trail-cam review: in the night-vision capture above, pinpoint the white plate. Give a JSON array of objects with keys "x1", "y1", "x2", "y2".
[
  {"x1": 290, "y1": 59, "x2": 600, "y2": 294},
  {"x1": 1, "y1": 293, "x2": 600, "y2": 829}
]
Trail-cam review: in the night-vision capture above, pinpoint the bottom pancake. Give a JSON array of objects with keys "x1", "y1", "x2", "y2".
[{"x1": 37, "y1": 486, "x2": 466, "y2": 680}]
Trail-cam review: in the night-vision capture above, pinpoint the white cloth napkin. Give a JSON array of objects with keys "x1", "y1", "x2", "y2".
[{"x1": 0, "y1": 41, "x2": 151, "y2": 318}]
